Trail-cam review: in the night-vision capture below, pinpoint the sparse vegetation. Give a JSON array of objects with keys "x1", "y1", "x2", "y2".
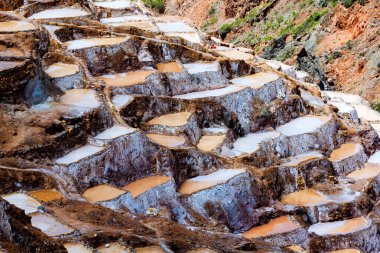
[
  {"x1": 343, "y1": 0, "x2": 356, "y2": 7},
  {"x1": 328, "y1": 0, "x2": 339, "y2": 7},
  {"x1": 141, "y1": 0, "x2": 164, "y2": 13},
  {"x1": 373, "y1": 101, "x2": 380, "y2": 112},
  {"x1": 202, "y1": 16, "x2": 218, "y2": 31},
  {"x1": 293, "y1": 10, "x2": 329, "y2": 37},
  {"x1": 218, "y1": 2, "x2": 270, "y2": 37},
  {"x1": 202, "y1": 2, "x2": 220, "y2": 31},
  {"x1": 280, "y1": 9, "x2": 328, "y2": 38},
  {"x1": 208, "y1": 1, "x2": 218, "y2": 16},
  {"x1": 276, "y1": 46, "x2": 295, "y2": 62},
  {"x1": 300, "y1": 0, "x2": 314, "y2": 8},
  {"x1": 344, "y1": 40, "x2": 354, "y2": 50}
]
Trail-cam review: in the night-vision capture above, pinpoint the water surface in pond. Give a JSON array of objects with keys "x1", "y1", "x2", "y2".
[
  {"x1": 82, "y1": 185, "x2": 126, "y2": 203},
  {"x1": 30, "y1": 190, "x2": 63, "y2": 202},
  {"x1": 0, "y1": 21, "x2": 36, "y2": 33},
  {"x1": 179, "y1": 169, "x2": 245, "y2": 195},
  {"x1": 31, "y1": 213, "x2": 74, "y2": 237},
  {"x1": 243, "y1": 216, "x2": 300, "y2": 239},
  {"x1": 146, "y1": 112, "x2": 192, "y2": 127},
  {"x1": 122, "y1": 175, "x2": 171, "y2": 198},
  {"x1": 308, "y1": 217, "x2": 369, "y2": 236},
  {"x1": 44, "y1": 62, "x2": 79, "y2": 78},
  {"x1": 329, "y1": 143, "x2": 360, "y2": 162},
  {"x1": 156, "y1": 62, "x2": 183, "y2": 73},
  {"x1": 97, "y1": 70, "x2": 156, "y2": 87},
  {"x1": 146, "y1": 134, "x2": 186, "y2": 148},
  {"x1": 29, "y1": 8, "x2": 89, "y2": 20}
]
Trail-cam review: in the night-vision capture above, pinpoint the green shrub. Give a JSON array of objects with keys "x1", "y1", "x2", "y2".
[
  {"x1": 300, "y1": 0, "x2": 314, "y2": 8},
  {"x1": 279, "y1": 23, "x2": 296, "y2": 36},
  {"x1": 141, "y1": 0, "x2": 164, "y2": 13},
  {"x1": 328, "y1": 0, "x2": 339, "y2": 7},
  {"x1": 373, "y1": 101, "x2": 380, "y2": 112},
  {"x1": 218, "y1": 2, "x2": 270, "y2": 37},
  {"x1": 208, "y1": 1, "x2": 219, "y2": 15},
  {"x1": 276, "y1": 15, "x2": 285, "y2": 23},
  {"x1": 276, "y1": 46, "x2": 295, "y2": 62},
  {"x1": 202, "y1": 16, "x2": 218, "y2": 31},
  {"x1": 291, "y1": 10, "x2": 328, "y2": 37},
  {"x1": 345, "y1": 40, "x2": 354, "y2": 50},
  {"x1": 262, "y1": 35, "x2": 274, "y2": 42},
  {"x1": 343, "y1": 0, "x2": 356, "y2": 7}
]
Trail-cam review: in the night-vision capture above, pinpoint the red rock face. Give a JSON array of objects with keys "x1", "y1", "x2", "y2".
[
  {"x1": 175, "y1": 0, "x2": 379, "y2": 102},
  {"x1": 0, "y1": 0, "x2": 23, "y2": 11}
]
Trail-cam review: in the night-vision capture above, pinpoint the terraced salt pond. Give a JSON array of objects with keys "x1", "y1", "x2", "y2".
[
  {"x1": 82, "y1": 185, "x2": 126, "y2": 203},
  {"x1": 31, "y1": 213, "x2": 74, "y2": 237},
  {"x1": 230, "y1": 72, "x2": 279, "y2": 88},
  {"x1": 0, "y1": 61, "x2": 26, "y2": 72},
  {"x1": 0, "y1": 21, "x2": 36, "y2": 33},
  {"x1": 328, "y1": 143, "x2": 362, "y2": 162},
  {"x1": 347, "y1": 163, "x2": 380, "y2": 180},
  {"x1": 118, "y1": 21, "x2": 157, "y2": 31},
  {"x1": 329, "y1": 101, "x2": 356, "y2": 115},
  {"x1": 371, "y1": 123, "x2": 380, "y2": 135},
  {"x1": 63, "y1": 37, "x2": 129, "y2": 50},
  {"x1": 308, "y1": 217, "x2": 369, "y2": 236},
  {"x1": 156, "y1": 62, "x2": 183, "y2": 73},
  {"x1": 174, "y1": 85, "x2": 245, "y2": 99},
  {"x1": 281, "y1": 151, "x2": 324, "y2": 167},
  {"x1": 213, "y1": 46, "x2": 254, "y2": 61},
  {"x1": 100, "y1": 15, "x2": 150, "y2": 24},
  {"x1": 112, "y1": 94, "x2": 134, "y2": 110},
  {"x1": 29, "y1": 190, "x2": 63, "y2": 202},
  {"x1": 122, "y1": 175, "x2": 171, "y2": 198},
  {"x1": 2, "y1": 192, "x2": 41, "y2": 214},
  {"x1": 281, "y1": 189, "x2": 330, "y2": 206},
  {"x1": 94, "y1": 125, "x2": 136, "y2": 142},
  {"x1": 187, "y1": 249, "x2": 217, "y2": 253},
  {"x1": 324, "y1": 91, "x2": 365, "y2": 105},
  {"x1": 64, "y1": 243, "x2": 91, "y2": 253},
  {"x1": 156, "y1": 21, "x2": 196, "y2": 33},
  {"x1": 55, "y1": 145, "x2": 104, "y2": 165},
  {"x1": 197, "y1": 135, "x2": 226, "y2": 152},
  {"x1": 93, "y1": 0, "x2": 134, "y2": 9},
  {"x1": 281, "y1": 187, "x2": 359, "y2": 207},
  {"x1": 97, "y1": 70, "x2": 156, "y2": 87},
  {"x1": 135, "y1": 246, "x2": 166, "y2": 253},
  {"x1": 44, "y1": 62, "x2": 79, "y2": 78},
  {"x1": 368, "y1": 150, "x2": 380, "y2": 164},
  {"x1": 166, "y1": 32, "x2": 201, "y2": 44},
  {"x1": 330, "y1": 250, "x2": 360, "y2": 253},
  {"x1": 179, "y1": 169, "x2": 245, "y2": 195},
  {"x1": 97, "y1": 242, "x2": 130, "y2": 253},
  {"x1": 352, "y1": 104, "x2": 380, "y2": 122},
  {"x1": 222, "y1": 131, "x2": 280, "y2": 157},
  {"x1": 146, "y1": 134, "x2": 186, "y2": 148},
  {"x1": 145, "y1": 112, "x2": 192, "y2": 127},
  {"x1": 29, "y1": 7, "x2": 89, "y2": 20},
  {"x1": 59, "y1": 89, "x2": 100, "y2": 110},
  {"x1": 276, "y1": 115, "x2": 330, "y2": 136},
  {"x1": 100, "y1": 15, "x2": 157, "y2": 31},
  {"x1": 287, "y1": 245, "x2": 306, "y2": 252},
  {"x1": 243, "y1": 216, "x2": 301, "y2": 239},
  {"x1": 183, "y1": 62, "x2": 219, "y2": 74}
]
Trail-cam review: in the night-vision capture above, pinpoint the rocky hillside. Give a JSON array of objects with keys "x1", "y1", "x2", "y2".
[{"x1": 167, "y1": 0, "x2": 380, "y2": 104}]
